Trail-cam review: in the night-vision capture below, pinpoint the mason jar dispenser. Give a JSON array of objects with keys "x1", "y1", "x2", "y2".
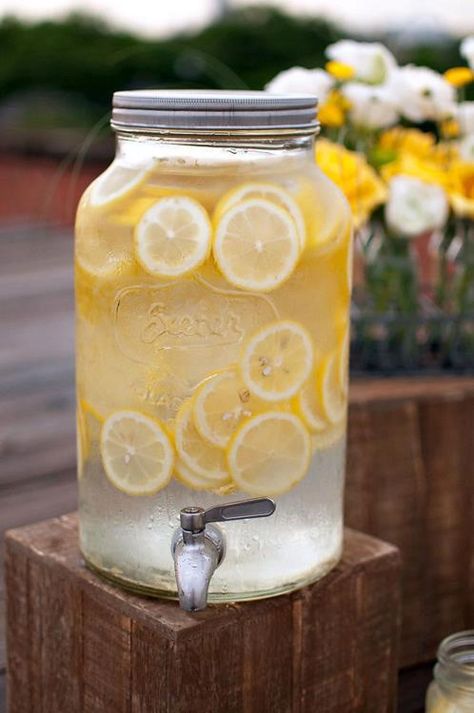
[{"x1": 75, "y1": 90, "x2": 352, "y2": 610}]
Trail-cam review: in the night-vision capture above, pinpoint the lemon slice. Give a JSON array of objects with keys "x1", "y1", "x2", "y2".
[
  {"x1": 89, "y1": 162, "x2": 152, "y2": 209},
  {"x1": 213, "y1": 198, "x2": 299, "y2": 292},
  {"x1": 295, "y1": 370, "x2": 346, "y2": 449},
  {"x1": 227, "y1": 412, "x2": 310, "y2": 496},
  {"x1": 175, "y1": 401, "x2": 230, "y2": 482},
  {"x1": 215, "y1": 182, "x2": 306, "y2": 251},
  {"x1": 174, "y1": 458, "x2": 231, "y2": 492},
  {"x1": 338, "y1": 326, "x2": 350, "y2": 393},
  {"x1": 135, "y1": 196, "x2": 212, "y2": 278},
  {"x1": 75, "y1": 206, "x2": 139, "y2": 279},
  {"x1": 77, "y1": 399, "x2": 104, "y2": 478},
  {"x1": 240, "y1": 320, "x2": 314, "y2": 402},
  {"x1": 319, "y1": 352, "x2": 347, "y2": 425},
  {"x1": 100, "y1": 410, "x2": 174, "y2": 496},
  {"x1": 295, "y1": 373, "x2": 328, "y2": 433},
  {"x1": 311, "y1": 421, "x2": 346, "y2": 450},
  {"x1": 193, "y1": 367, "x2": 267, "y2": 448}
]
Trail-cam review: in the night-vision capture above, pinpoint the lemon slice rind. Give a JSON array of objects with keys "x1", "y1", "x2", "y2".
[
  {"x1": 89, "y1": 162, "x2": 153, "y2": 209},
  {"x1": 174, "y1": 458, "x2": 231, "y2": 492},
  {"x1": 100, "y1": 410, "x2": 174, "y2": 496},
  {"x1": 193, "y1": 367, "x2": 265, "y2": 448},
  {"x1": 175, "y1": 401, "x2": 229, "y2": 481},
  {"x1": 215, "y1": 182, "x2": 306, "y2": 252},
  {"x1": 319, "y1": 353, "x2": 347, "y2": 425},
  {"x1": 227, "y1": 411, "x2": 311, "y2": 497},
  {"x1": 135, "y1": 196, "x2": 212, "y2": 279},
  {"x1": 240, "y1": 320, "x2": 314, "y2": 402},
  {"x1": 213, "y1": 197, "x2": 300, "y2": 292}
]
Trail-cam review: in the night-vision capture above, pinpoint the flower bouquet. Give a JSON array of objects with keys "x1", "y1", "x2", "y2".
[{"x1": 266, "y1": 39, "x2": 474, "y2": 374}]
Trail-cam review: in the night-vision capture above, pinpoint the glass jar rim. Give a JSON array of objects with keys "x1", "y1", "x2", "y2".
[
  {"x1": 435, "y1": 631, "x2": 474, "y2": 697},
  {"x1": 111, "y1": 89, "x2": 319, "y2": 134}
]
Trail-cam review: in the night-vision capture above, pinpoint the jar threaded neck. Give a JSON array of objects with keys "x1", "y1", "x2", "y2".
[{"x1": 435, "y1": 631, "x2": 474, "y2": 700}]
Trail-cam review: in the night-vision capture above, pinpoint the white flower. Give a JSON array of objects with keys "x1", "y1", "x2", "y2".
[
  {"x1": 459, "y1": 134, "x2": 474, "y2": 163},
  {"x1": 390, "y1": 66, "x2": 456, "y2": 123},
  {"x1": 326, "y1": 40, "x2": 397, "y2": 85},
  {"x1": 265, "y1": 67, "x2": 334, "y2": 103},
  {"x1": 342, "y1": 82, "x2": 399, "y2": 129},
  {"x1": 461, "y1": 36, "x2": 474, "y2": 70},
  {"x1": 385, "y1": 176, "x2": 449, "y2": 237},
  {"x1": 457, "y1": 102, "x2": 474, "y2": 135}
]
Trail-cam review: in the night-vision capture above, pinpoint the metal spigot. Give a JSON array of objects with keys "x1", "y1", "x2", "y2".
[{"x1": 171, "y1": 497, "x2": 276, "y2": 612}]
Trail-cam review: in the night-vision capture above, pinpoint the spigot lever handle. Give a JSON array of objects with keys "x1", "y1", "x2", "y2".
[
  {"x1": 204, "y1": 497, "x2": 275, "y2": 525},
  {"x1": 179, "y1": 497, "x2": 275, "y2": 533}
]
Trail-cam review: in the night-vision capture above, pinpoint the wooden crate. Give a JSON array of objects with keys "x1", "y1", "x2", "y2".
[
  {"x1": 346, "y1": 378, "x2": 474, "y2": 667},
  {"x1": 5, "y1": 514, "x2": 400, "y2": 713}
]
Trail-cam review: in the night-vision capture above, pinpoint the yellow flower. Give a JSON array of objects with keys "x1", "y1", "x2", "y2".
[
  {"x1": 318, "y1": 89, "x2": 350, "y2": 128},
  {"x1": 431, "y1": 141, "x2": 459, "y2": 166},
  {"x1": 447, "y1": 160, "x2": 474, "y2": 218},
  {"x1": 440, "y1": 119, "x2": 460, "y2": 139},
  {"x1": 378, "y1": 127, "x2": 459, "y2": 190},
  {"x1": 319, "y1": 102, "x2": 344, "y2": 127},
  {"x1": 378, "y1": 127, "x2": 435, "y2": 160},
  {"x1": 316, "y1": 138, "x2": 387, "y2": 227},
  {"x1": 381, "y1": 153, "x2": 448, "y2": 189},
  {"x1": 444, "y1": 67, "x2": 474, "y2": 88},
  {"x1": 325, "y1": 60, "x2": 355, "y2": 81}
]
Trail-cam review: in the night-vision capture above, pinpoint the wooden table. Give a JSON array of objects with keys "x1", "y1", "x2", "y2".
[{"x1": 0, "y1": 222, "x2": 467, "y2": 712}]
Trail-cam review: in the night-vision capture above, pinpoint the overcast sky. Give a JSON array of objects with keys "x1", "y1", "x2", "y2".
[{"x1": 0, "y1": 0, "x2": 472, "y2": 37}]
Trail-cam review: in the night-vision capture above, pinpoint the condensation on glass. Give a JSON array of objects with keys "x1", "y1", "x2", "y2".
[{"x1": 75, "y1": 90, "x2": 353, "y2": 601}]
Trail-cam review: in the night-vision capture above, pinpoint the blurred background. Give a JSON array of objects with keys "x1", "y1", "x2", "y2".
[
  {"x1": 0, "y1": 0, "x2": 473, "y2": 224},
  {"x1": 1, "y1": 3, "x2": 474, "y2": 713}
]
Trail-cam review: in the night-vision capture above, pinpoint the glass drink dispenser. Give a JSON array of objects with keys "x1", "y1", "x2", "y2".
[{"x1": 75, "y1": 90, "x2": 352, "y2": 610}]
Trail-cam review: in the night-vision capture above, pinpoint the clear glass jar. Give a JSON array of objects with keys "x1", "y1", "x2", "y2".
[
  {"x1": 426, "y1": 631, "x2": 474, "y2": 713},
  {"x1": 75, "y1": 90, "x2": 352, "y2": 601}
]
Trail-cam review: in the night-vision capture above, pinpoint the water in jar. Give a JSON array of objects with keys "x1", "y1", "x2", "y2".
[{"x1": 76, "y1": 140, "x2": 352, "y2": 600}]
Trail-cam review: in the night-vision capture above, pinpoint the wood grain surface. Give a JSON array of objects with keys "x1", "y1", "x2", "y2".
[
  {"x1": 346, "y1": 382, "x2": 474, "y2": 666},
  {"x1": 5, "y1": 515, "x2": 401, "y2": 713}
]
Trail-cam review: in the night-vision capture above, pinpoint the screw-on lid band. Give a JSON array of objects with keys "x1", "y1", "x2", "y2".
[{"x1": 111, "y1": 89, "x2": 318, "y2": 133}]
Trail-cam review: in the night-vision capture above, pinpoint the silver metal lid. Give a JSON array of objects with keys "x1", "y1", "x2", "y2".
[{"x1": 111, "y1": 89, "x2": 318, "y2": 133}]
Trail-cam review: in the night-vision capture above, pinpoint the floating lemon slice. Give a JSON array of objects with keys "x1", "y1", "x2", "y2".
[
  {"x1": 174, "y1": 458, "x2": 232, "y2": 493},
  {"x1": 175, "y1": 401, "x2": 230, "y2": 484},
  {"x1": 193, "y1": 367, "x2": 267, "y2": 448},
  {"x1": 76, "y1": 399, "x2": 105, "y2": 478},
  {"x1": 215, "y1": 182, "x2": 306, "y2": 251},
  {"x1": 319, "y1": 351, "x2": 347, "y2": 425},
  {"x1": 75, "y1": 207, "x2": 139, "y2": 279},
  {"x1": 295, "y1": 372, "x2": 328, "y2": 433},
  {"x1": 227, "y1": 411, "x2": 310, "y2": 497},
  {"x1": 338, "y1": 326, "x2": 350, "y2": 393},
  {"x1": 100, "y1": 410, "x2": 174, "y2": 496},
  {"x1": 297, "y1": 177, "x2": 350, "y2": 255},
  {"x1": 135, "y1": 196, "x2": 212, "y2": 278},
  {"x1": 89, "y1": 162, "x2": 152, "y2": 209},
  {"x1": 240, "y1": 320, "x2": 314, "y2": 402},
  {"x1": 295, "y1": 368, "x2": 346, "y2": 449},
  {"x1": 311, "y1": 421, "x2": 346, "y2": 450},
  {"x1": 213, "y1": 198, "x2": 299, "y2": 292}
]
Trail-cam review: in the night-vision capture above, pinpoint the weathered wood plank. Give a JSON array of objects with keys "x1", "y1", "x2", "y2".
[
  {"x1": 0, "y1": 472, "x2": 77, "y2": 670},
  {"x1": 346, "y1": 385, "x2": 474, "y2": 667},
  {"x1": 82, "y1": 596, "x2": 131, "y2": 713},
  {"x1": 5, "y1": 516, "x2": 400, "y2": 713}
]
